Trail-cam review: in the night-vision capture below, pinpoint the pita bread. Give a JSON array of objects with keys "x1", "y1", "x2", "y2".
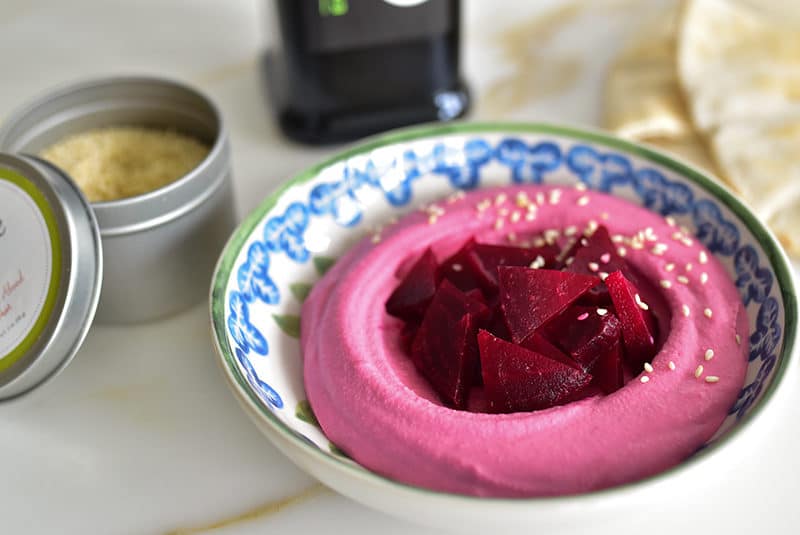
[
  {"x1": 604, "y1": 5, "x2": 693, "y2": 140},
  {"x1": 678, "y1": 0, "x2": 800, "y2": 132},
  {"x1": 711, "y1": 117, "x2": 800, "y2": 218},
  {"x1": 603, "y1": 4, "x2": 720, "y2": 177},
  {"x1": 677, "y1": 0, "x2": 800, "y2": 255},
  {"x1": 643, "y1": 134, "x2": 719, "y2": 177}
]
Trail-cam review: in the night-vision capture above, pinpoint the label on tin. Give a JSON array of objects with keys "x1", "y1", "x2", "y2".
[{"x1": 0, "y1": 168, "x2": 61, "y2": 371}]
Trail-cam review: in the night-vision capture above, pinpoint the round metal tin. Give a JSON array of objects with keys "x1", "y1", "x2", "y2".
[
  {"x1": 0, "y1": 153, "x2": 102, "y2": 401},
  {"x1": 0, "y1": 76, "x2": 236, "y2": 324}
]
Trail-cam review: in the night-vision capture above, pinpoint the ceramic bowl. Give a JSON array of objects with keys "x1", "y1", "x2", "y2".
[{"x1": 209, "y1": 123, "x2": 796, "y2": 530}]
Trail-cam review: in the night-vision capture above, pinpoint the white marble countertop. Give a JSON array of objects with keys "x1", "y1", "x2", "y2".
[{"x1": 2, "y1": 1, "x2": 799, "y2": 533}]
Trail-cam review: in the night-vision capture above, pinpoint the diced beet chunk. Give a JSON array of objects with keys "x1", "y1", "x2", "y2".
[
  {"x1": 498, "y1": 267, "x2": 601, "y2": 344},
  {"x1": 411, "y1": 280, "x2": 489, "y2": 408},
  {"x1": 385, "y1": 248, "x2": 440, "y2": 322},
  {"x1": 471, "y1": 243, "x2": 558, "y2": 291},
  {"x1": 543, "y1": 305, "x2": 622, "y2": 372},
  {"x1": 437, "y1": 239, "x2": 485, "y2": 293},
  {"x1": 592, "y1": 338, "x2": 625, "y2": 394},
  {"x1": 605, "y1": 271, "x2": 657, "y2": 369},
  {"x1": 520, "y1": 332, "x2": 581, "y2": 370},
  {"x1": 566, "y1": 226, "x2": 626, "y2": 277},
  {"x1": 478, "y1": 330, "x2": 593, "y2": 413}
]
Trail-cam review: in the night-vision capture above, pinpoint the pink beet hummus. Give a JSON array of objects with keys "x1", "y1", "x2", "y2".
[{"x1": 301, "y1": 185, "x2": 748, "y2": 497}]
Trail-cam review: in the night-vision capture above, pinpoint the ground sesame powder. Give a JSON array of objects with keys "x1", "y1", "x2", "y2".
[{"x1": 40, "y1": 126, "x2": 209, "y2": 202}]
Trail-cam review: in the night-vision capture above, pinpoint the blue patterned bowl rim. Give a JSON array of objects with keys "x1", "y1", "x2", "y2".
[{"x1": 210, "y1": 122, "x2": 797, "y2": 503}]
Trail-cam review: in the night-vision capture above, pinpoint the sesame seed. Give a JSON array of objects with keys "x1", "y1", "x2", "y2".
[
  {"x1": 644, "y1": 362, "x2": 654, "y2": 373},
  {"x1": 660, "y1": 279, "x2": 672, "y2": 289},
  {"x1": 543, "y1": 232, "x2": 558, "y2": 246},
  {"x1": 585, "y1": 220, "x2": 599, "y2": 235},
  {"x1": 736, "y1": 334, "x2": 741, "y2": 345},
  {"x1": 640, "y1": 376, "x2": 650, "y2": 383},
  {"x1": 535, "y1": 193, "x2": 545, "y2": 205},
  {"x1": 525, "y1": 212, "x2": 536, "y2": 221},
  {"x1": 635, "y1": 293, "x2": 649, "y2": 311},
  {"x1": 515, "y1": 192, "x2": 530, "y2": 207},
  {"x1": 668, "y1": 361, "x2": 676, "y2": 371},
  {"x1": 452, "y1": 263, "x2": 463, "y2": 272},
  {"x1": 597, "y1": 308, "x2": 608, "y2": 316},
  {"x1": 577, "y1": 195, "x2": 590, "y2": 206},
  {"x1": 507, "y1": 232, "x2": 517, "y2": 243},
  {"x1": 529, "y1": 255, "x2": 545, "y2": 269},
  {"x1": 665, "y1": 216, "x2": 676, "y2": 227},
  {"x1": 704, "y1": 349, "x2": 715, "y2": 361},
  {"x1": 499, "y1": 207, "x2": 510, "y2": 217},
  {"x1": 694, "y1": 365, "x2": 704, "y2": 378},
  {"x1": 565, "y1": 256, "x2": 575, "y2": 266},
  {"x1": 699, "y1": 251, "x2": 708, "y2": 264},
  {"x1": 494, "y1": 218, "x2": 504, "y2": 230},
  {"x1": 428, "y1": 215, "x2": 438, "y2": 224},
  {"x1": 671, "y1": 231, "x2": 683, "y2": 241},
  {"x1": 685, "y1": 262, "x2": 693, "y2": 272},
  {"x1": 448, "y1": 190, "x2": 465, "y2": 203},
  {"x1": 705, "y1": 376, "x2": 720, "y2": 383},
  {"x1": 575, "y1": 182, "x2": 587, "y2": 191},
  {"x1": 580, "y1": 237, "x2": 589, "y2": 246},
  {"x1": 577, "y1": 312, "x2": 589, "y2": 321},
  {"x1": 652, "y1": 243, "x2": 668, "y2": 255},
  {"x1": 476, "y1": 199, "x2": 491, "y2": 212},
  {"x1": 631, "y1": 240, "x2": 644, "y2": 250},
  {"x1": 600, "y1": 253, "x2": 611, "y2": 264},
  {"x1": 599, "y1": 272, "x2": 609, "y2": 281},
  {"x1": 665, "y1": 263, "x2": 675, "y2": 272},
  {"x1": 677, "y1": 275, "x2": 690, "y2": 284},
  {"x1": 700, "y1": 272, "x2": 708, "y2": 284},
  {"x1": 510, "y1": 211, "x2": 521, "y2": 223},
  {"x1": 612, "y1": 235, "x2": 624, "y2": 243},
  {"x1": 533, "y1": 237, "x2": 546, "y2": 248},
  {"x1": 681, "y1": 237, "x2": 694, "y2": 246},
  {"x1": 494, "y1": 193, "x2": 507, "y2": 206},
  {"x1": 704, "y1": 307, "x2": 713, "y2": 318},
  {"x1": 588, "y1": 262, "x2": 600, "y2": 272},
  {"x1": 565, "y1": 225, "x2": 578, "y2": 236},
  {"x1": 549, "y1": 189, "x2": 562, "y2": 205},
  {"x1": 618, "y1": 246, "x2": 627, "y2": 257}
]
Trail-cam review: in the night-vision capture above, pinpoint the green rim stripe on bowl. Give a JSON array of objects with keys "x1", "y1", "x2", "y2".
[{"x1": 210, "y1": 121, "x2": 797, "y2": 504}]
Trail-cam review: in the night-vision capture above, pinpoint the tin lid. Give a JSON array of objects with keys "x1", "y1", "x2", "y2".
[{"x1": 0, "y1": 153, "x2": 102, "y2": 401}]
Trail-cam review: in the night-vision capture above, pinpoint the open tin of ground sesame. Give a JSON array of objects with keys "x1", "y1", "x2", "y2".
[
  {"x1": 0, "y1": 76, "x2": 236, "y2": 399},
  {"x1": 0, "y1": 76, "x2": 237, "y2": 325}
]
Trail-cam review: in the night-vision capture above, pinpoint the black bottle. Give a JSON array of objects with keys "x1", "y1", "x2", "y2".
[{"x1": 263, "y1": 0, "x2": 469, "y2": 144}]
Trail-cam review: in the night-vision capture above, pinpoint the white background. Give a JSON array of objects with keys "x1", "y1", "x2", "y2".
[{"x1": 1, "y1": 1, "x2": 798, "y2": 533}]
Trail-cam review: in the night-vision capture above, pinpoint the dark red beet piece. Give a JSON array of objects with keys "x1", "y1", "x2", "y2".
[
  {"x1": 543, "y1": 305, "x2": 622, "y2": 372},
  {"x1": 520, "y1": 332, "x2": 581, "y2": 370},
  {"x1": 591, "y1": 338, "x2": 625, "y2": 394},
  {"x1": 436, "y1": 238, "x2": 485, "y2": 293},
  {"x1": 478, "y1": 330, "x2": 593, "y2": 413},
  {"x1": 411, "y1": 280, "x2": 489, "y2": 408},
  {"x1": 605, "y1": 271, "x2": 657, "y2": 369},
  {"x1": 471, "y1": 243, "x2": 558, "y2": 290},
  {"x1": 385, "y1": 248, "x2": 440, "y2": 322},
  {"x1": 566, "y1": 226, "x2": 626, "y2": 277},
  {"x1": 498, "y1": 267, "x2": 601, "y2": 344}
]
